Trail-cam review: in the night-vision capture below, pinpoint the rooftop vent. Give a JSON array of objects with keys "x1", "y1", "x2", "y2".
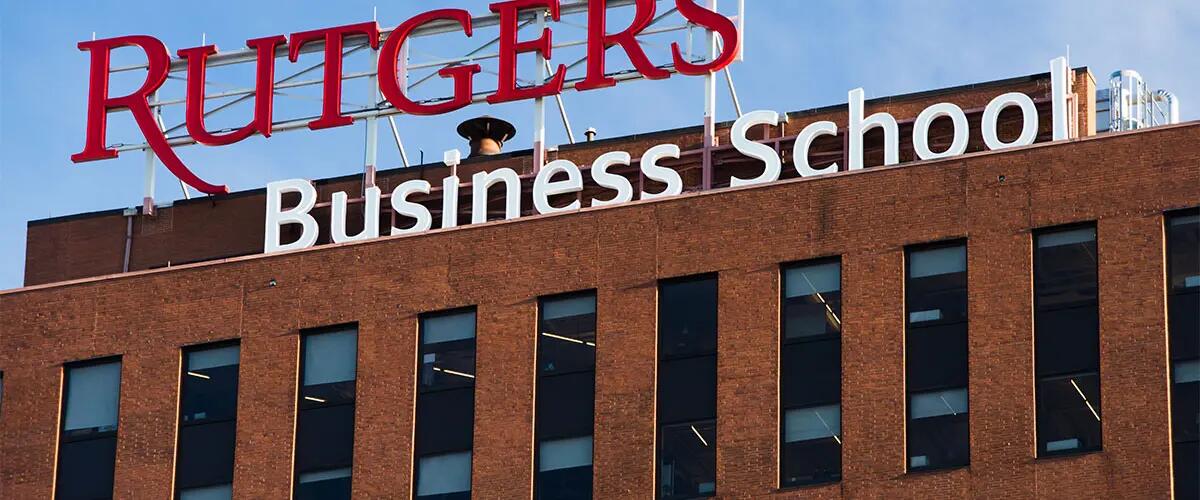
[{"x1": 457, "y1": 116, "x2": 517, "y2": 157}]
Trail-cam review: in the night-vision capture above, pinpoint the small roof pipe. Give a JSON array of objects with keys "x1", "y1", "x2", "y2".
[{"x1": 1154, "y1": 89, "x2": 1180, "y2": 124}]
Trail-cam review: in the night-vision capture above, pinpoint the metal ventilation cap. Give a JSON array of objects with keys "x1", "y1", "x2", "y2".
[{"x1": 457, "y1": 116, "x2": 517, "y2": 157}]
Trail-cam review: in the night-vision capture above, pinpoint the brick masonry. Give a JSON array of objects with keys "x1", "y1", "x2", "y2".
[{"x1": 2, "y1": 85, "x2": 1199, "y2": 498}]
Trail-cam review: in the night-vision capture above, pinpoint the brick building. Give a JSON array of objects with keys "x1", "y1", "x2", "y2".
[{"x1": 1, "y1": 67, "x2": 1197, "y2": 499}]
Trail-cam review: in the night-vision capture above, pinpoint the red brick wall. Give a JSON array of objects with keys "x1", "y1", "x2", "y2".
[{"x1": 1, "y1": 121, "x2": 1194, "y2": 499}]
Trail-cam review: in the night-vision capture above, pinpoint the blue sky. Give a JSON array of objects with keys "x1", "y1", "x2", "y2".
[{"x1": 1, "y1": 0, "x2": 1197, "y2": 290}]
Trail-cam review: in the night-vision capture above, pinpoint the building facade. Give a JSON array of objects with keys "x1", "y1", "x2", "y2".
[{"x1": 1, "y1": 69, "x2": 1198, "y2": 499}]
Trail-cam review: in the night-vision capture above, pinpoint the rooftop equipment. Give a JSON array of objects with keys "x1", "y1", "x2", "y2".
[
  {"x1": 1105, "y1": 69, "x2": 1180, "y2": 132},
  {"x1": 457, "y1": 116, "x2": 517, "y2": 157}
]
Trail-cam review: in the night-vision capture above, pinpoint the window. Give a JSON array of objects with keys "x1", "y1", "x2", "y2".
[
  {"x1": 1034, "y1": 225, "x2": 1101, "y2": 456},
  {"x1": 1167, "y1": 209, "x2": 1199, "y2": 499},
  {"x1": 295, "y1": 327, "x2": 357, "y2": 500},
  {"x1": 905, "y1": 243, "x2": 969, "y2": 471},
  {"x1": 177, "y1": 342, "x2": 240, "y2": 499},
  {"x1": 536, "y1": 293, "x2": 597, "y2": 499},
  {"x1": 415, "y1": 308, "x2": 476, "y2": 500},
  {"x1": 57, "y1": 358, "x2": 121, "y2": 500},
  {"x1": 780, "y1": 261, "x2": 842, "y2": 486},
  {"x1": 658, "y1": 275, "x2": 717, "y2": 499}
]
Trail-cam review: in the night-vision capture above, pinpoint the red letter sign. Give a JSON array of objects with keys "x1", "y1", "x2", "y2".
[
  {"x1": 671, "y1": 0, "x2": 739, "y2": 75},
  {"x1": 178, "y1": 35, "x2": 287, "y2": 145},
  {"x1": 487, "y1": 0, "x2": 567, "y2": 104},
  {"x1": 380, "y1": 10, "x2": 481, "y2": 116},
  {"x1": 71, "y1": 35, "x2": 229, "y2": 194},
  {"x1": 289, "y1": 22, "x2": 380, "y2": 130},
  {"x1": 577, "y1": 0, "x2": 669, "y2": 91}
]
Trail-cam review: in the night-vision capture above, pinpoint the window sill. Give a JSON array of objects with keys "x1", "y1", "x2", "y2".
[
  {"x1": 1037, "y1": 447, "x2": 1103, "y2": 460},
  {"x1": 776, "y1": 478, "x2": 841, "y2": 493},
  {"x1": 905, "y1": 463, "x2": 969, "y2": 476}
]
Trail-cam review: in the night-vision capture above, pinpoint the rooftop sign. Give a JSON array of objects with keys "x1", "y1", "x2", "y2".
[
  {"x1": 66, "y1": 0, "x2": 1078, "y2": 257},
  {"x1": 71, "y1": 0, "x2": 742, "y2": 195},
  {"x1": 264, "y1": 56, "x2": 1076, "y2": 254}
]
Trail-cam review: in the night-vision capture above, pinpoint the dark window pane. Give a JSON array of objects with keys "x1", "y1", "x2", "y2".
[
  {"x1": 907, "y1": 388, "x2": 969, "y2": 470},
  {"x1": 420, "y1": 310, "x2": 477, "y2": 393},
  {"x1": 1174, "y1": 441, "x2": 1199, "y2": 500},
  {"x1": 1034, "y1": 227, "x2": 1098, "y2": 310},
  {"x1": 176, "y1": 420, "x2": 237, "y2": 489},
  {"x1": 1037, "y1": 373, "x2": 1102, "y2": 455},
  {"x1": 538, "y1": 330, "x2": 596, "y2": 375},
  {"x1": 1172, "y1": 360, "x2": 1199, "y2": 443},
  {"x1": 1167, "y1": 213, "x2": 1199, "y2": 293},
  {"x1": 416, "y1": 451, "x2": 472, "y2": 499},
  {"x1": 781, "y1": 438, "x2": 841, "y2": 487},
  {"x1": 537, "y1": 371, "x2": 595, "y2": 440},
  {"x1": 537, "y1": 293, "x2": 596, "y2": 499},
  {"x1": 906, "y1": 281, "x2": 967, "y2": 326},
  {"x1": 178, "y1": 344, "x2": 239, "y2": 495},
  {"x1": 657, "y1": 276, "x2": 717, "y2": 497},
  {"x1": 1035, "y1": 305, "x2": 1100, "y2": 377},
  {"x1": 1168, "y1": 211, "x2": 1200, "y2": 500},
  {"x1": 300, "y1": 380, "x2": 356, "y2": 409},
  {"x1": 781, "y1": 339, "x2": 839, "y2": 408},
  {"x1": 659, "y1": 277, "x2": 718, "y2": 358},
  {"x1": 658, "y1": 355, "x2": 717, "y2": 425},
  {"x1": 781, "y1": 405, "x2": 841, "y2": 487},
  {"x1": 295, "y1": 467, "x2": 351, "y2": 500},
  {"x1": 295, "y1": 403, "x2": 356, "y2": 473},
  {"x1": 783, "y1": 262, "x2": 842, "y2": 340},
  {"x1": 538, "y1": 294, "x2": 597, "y2": 375},
  {"x1": 907, "y1": 245, "x2": 968, "y2": 327},
  {"x1": 296, "y1": 328, "x2": 357, "y2": 490},
  {"x1": 1170, "y1": 292, "x2": 1200, "y2": 361},
  {"x1": 56, "y1": 436, "x2": 117, "y2": 500},
  {"x1": 416, "y1": 388, "x2": 475, "y2": 456},
  {"x1": 781, "y1": 261, "x2": 842, "y2": 486},
  {"x1": 659, "y1": 420, "x2": 716, "y2": 499},
  {"x1": 537, "y1": 436, "x2": 592, "y2": 500},
  {"x1": 907, "y1": 323, "x2": 969, "y2": 391},
  {"x1": 906, "y1": 245, "x2": 970, "y2": 471},
  {"x1": 416, "y1": 309, "x2": 476, "y2": 500},
  {"x1": 420, "y1": 339, "x2": 477, "y2": 392},
  {"x1": 181, "y1": 364, "x2": 238, "y2": 424}
]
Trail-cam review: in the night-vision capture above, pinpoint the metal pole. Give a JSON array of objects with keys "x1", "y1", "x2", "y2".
[
  {"x1": 363, "y1": 26, "x2": 381, "y2": 190},
  {"x1": 532, "y1": 9, "x2": 548, "y2": 172},
  {"x1": 701, "y1": 0, "x2": 718, "y2": 190},
  {"x1": 142, "y1": 91, "x2": 158, "y2": 215},
  {"x1": 545, "y1": 59, "x2": 576, "y2": 144},
  {"x1": 387, "y1": 40, "x2": 412, "y2": 168},
  {"x1": 716, "y1": 38, "x2": 742, "y2": 118}
]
